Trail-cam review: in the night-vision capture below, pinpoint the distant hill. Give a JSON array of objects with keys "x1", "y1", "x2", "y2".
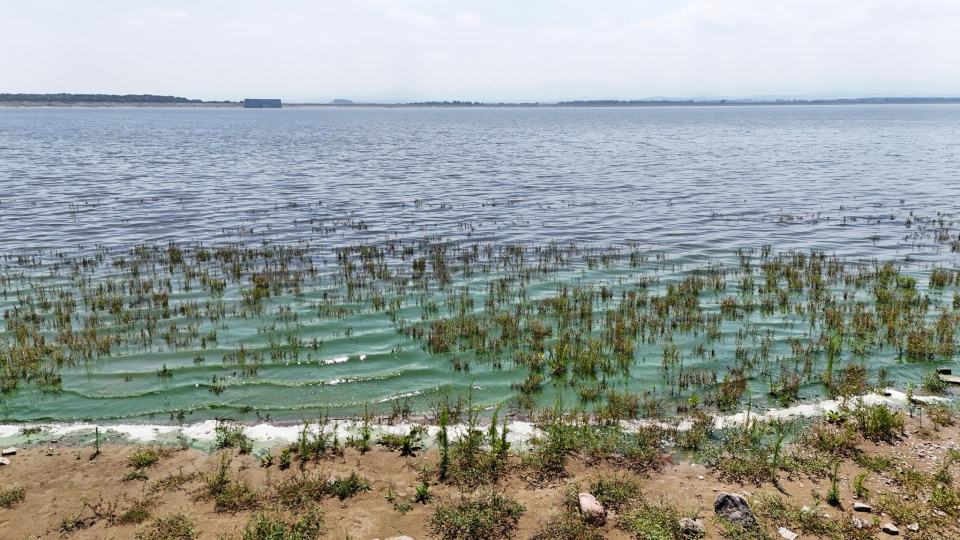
[
  {"x1": 0, "y1": 93, "x2": 204, "y2": 103},
  {"x1": 556, "y1": 97, "x2": 960, "y2": 106}
]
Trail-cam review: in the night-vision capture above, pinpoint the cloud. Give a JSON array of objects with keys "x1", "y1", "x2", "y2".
[
  {"x1": 455, "y1": 12, "x2": 481, "y2": 25},
  {"x1": 538, "y1": 26, "x2": 579, "y2": 41},
  {"x1": 387, "y1": 8, "x2": 439, "y2": 27},
  {"x1": 155, "y1": 9, "x2": 188, "y2": 19}
]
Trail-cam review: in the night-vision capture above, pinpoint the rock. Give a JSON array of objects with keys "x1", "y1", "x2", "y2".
[
  {"x1": 0, "y1": 457, "x2": 9, "y2": 466},
  {"x1": 907, "y1": 523, "x2": 919, "y2": 532},
  {"x1": 578, "y1": 493, "x2": 606, "y2": 524},
  {"x1": 882, "y1": 523, "x2": 899, "y2": 535},
  {"x1": 852, "y1": 517, "x2": 869, "y2": 529},
  {"x1": 679, "y1": 517, "x2": 705, "y2": 536},
  {"x1": 1, "y1": 447, "x2": 16, "y2": 456},
  {"x1": 714, "y1": 492, "x2": 757, "y2": 528},
  {"x1": 853, "y1": 502, "x2": 872, "y2": 512},
  {"x1": 778, "y1": 527, "x2": 798, "y2": 540},
  {"x1": 937, "y1": 368, "x2": 952, "y2": 375}
]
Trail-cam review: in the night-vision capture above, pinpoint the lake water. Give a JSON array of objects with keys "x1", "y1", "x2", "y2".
[{"x1": 1, "y1": 104, "x2": 959, "y2": 424}]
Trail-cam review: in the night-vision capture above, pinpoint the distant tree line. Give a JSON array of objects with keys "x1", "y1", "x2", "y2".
[{"x1": 0, "y1": 93, "x2": 205, "y2": 103}]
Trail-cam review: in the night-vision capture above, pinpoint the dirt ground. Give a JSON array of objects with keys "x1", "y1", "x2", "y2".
[{"x1": 0, "y1": 415, "x2": 958, "y2": 540}]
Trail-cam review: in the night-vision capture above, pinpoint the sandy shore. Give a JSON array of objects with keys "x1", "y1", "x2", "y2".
[{"x1": 0, "y1": 409, "x2": 957, "y2": 539}]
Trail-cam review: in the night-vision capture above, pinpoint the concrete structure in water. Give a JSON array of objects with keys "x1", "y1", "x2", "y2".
[{"x1": 244, "y1": 99, "x2": 282, "y2": 108}]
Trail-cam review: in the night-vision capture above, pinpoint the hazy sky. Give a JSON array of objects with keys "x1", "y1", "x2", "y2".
[{"x1": 3, "y1": 0, "x2": 959, "y2": 102}]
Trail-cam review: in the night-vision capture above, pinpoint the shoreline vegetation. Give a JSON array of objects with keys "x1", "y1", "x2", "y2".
[
  {"x1": 1, "y1": 393, "x2": 960, "y2": 539},
  {"x1": 2, "y1": 93, "x2": 960, "y2": 108}
]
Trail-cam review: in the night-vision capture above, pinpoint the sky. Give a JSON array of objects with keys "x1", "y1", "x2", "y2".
[{"x1": 2, "y1": 0, "x2": 959, "y2": 102}]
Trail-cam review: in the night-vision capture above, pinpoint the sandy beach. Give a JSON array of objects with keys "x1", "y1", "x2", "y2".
[{"x1": 1, "y1": 407, "x2": 958, "y2": 539}]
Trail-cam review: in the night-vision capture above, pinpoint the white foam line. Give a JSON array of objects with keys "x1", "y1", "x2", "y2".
[{"x1": 0, "y1": 390, "x2": 949, "y2": 446}]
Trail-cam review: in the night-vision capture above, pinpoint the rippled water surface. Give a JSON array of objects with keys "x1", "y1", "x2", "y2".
[{"x1": 1, "y1": 105, "x2": 959, "y2": 423}]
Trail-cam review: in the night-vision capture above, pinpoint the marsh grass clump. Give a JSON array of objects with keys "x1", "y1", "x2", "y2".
[
  {"x1": 801, "y1": 419, "x2": 859, "y2": 457},
  {"x1": 676, "y1": 411, "x2": 715, "y2": 450},
  {"x1": 430, "y1": 489, "x2": 524, "y2": 540},
  {"x1": 198, "y1": 452, "x2": 259, "y2": 513},
  {"x1": 214, "y1": 420, "x2": 253, "y2": 454},
  {"x1": 291, "y1": 421, "x2": 343, "y2": 461},
  {"x1": 447, "y1": 402, "x2": 512, "y2": 487},
  {"x1": 851, "y1": 402, "x2": 905, "y2": 441}
]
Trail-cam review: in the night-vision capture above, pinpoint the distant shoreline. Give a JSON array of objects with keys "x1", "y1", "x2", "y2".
[{"x1": 2, "y1": 96, "x2": 959, "y2": 109}]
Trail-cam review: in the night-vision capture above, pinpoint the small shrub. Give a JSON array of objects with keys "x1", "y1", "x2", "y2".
[
  {"x1": 130, "y1": 446, "x2": 162, "y2": 469},
  {"x1": 325, "y1": 472, "x2": 371, "y2": 501},
  {"x1": 923, "y1": 371, "x2": 948, "y2": 394},
  {"x1": 215, "y1": 419, "x2": 253, "y2": 453},
  {"x1": 618, "y1": 499, "x2": 685, "y2": 540},
  {"x1": 930, "y1": 484, "x2": 960, "y2": 516},
  {"x1": 199, "y1": 452, "x2": 259, "y2": 512},
  {"x1": 279, "y1": 448, "x2": 292, "y2": 469},
  {"x1": 135, "y1": 513, "x2": 199, "y2": 540},
  {"x1": 242, "y1": 505, "x2": 325, "y2": 540},
  {"x1": 125, "y1": 470, "x2": 149, "y2": 482},
  {"x1": 414, "y1": 481, "x2": 432, "y2": 503},
  {"x1": 854, "y1": 454, "x2": 895, "y2": 472},
  {"x1": 589, "y1": 473, "x2": 642, "y2": 513},
  {"x1": 531, "y1": 512, "x2": 604, "y2": 540},
  {"x1": 826, "y1": 462, "x2": 841, "y2": 506},
  {"x1": 118, "y1": 498, "x2": 153, "y2": 525},
  {"x1": 150, "y1": 471, "x2": 197, "y2": 493},
  {"x1": 430, "y1": 490, "x2": 525, "y2": 540},
  {"x1": 676, "y1": 411, "x2": 715, "y2": 450},
  {"x1": 275, "y1": 472, "x2": 327, "y2": 510},
  {"x1": 346, "y1": 420, "x2": 373, "y2": 454},
  {"x1": 0, "y1": 486, "x2": 25, "y2": 508},
  {"x1": 852, "y1": 402, "x2": 904, "y2": 441},
  {"x1": 378, "y1": 425, "x2": 426, "y2": 456},
  {"x1": 925, "y1": 402, "x2": 957, "y2": 427},
  {"x1": 853, "y1": 471, "x2": 869, "y2": 500},
  {"x1": 802, "y1": 420, "x2": 859, "y2": 457}
]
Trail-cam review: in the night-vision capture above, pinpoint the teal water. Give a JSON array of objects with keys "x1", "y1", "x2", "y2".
[{"x1": 0, "y1": 105, "x2": 958, "y2": 423}]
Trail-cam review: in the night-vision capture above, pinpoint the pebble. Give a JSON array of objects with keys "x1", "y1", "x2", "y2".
[
  {"x1": 0, "y1": 457, "x2": 9, "y2": 466},
  {"x1": 578, "y1": 493, "x2": 606, "y2": 525},
  {"x1": 1, "y1": 447, "x2": 16, "y2": 456},
  {"x1": 882, "y1": 523, "x2": 899, "y2": 535},
  {"x1": 907, "y1": 523, "x2": 919, "y2": 532},
  {"x1": 679, "y1": 517, "x2": 705, "y2": 536},
  {"x1": 778, "y1": 526, "x2": 798, "y2": 540},
  {"x1": 853, "y1": 502, "x2": 872, "y2": 512}
]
